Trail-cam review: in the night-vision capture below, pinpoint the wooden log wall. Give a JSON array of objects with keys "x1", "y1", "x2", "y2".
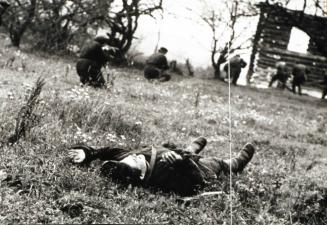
[{"x1": 250, "y1": 3, "x2": 327, "y2": 86}]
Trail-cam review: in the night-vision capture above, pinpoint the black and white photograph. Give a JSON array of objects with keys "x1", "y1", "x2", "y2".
[{"x1": 0, "y1": 0, "x2": 326, "y2": 224}]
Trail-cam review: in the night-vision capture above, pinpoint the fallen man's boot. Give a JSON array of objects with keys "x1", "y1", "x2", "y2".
[
  {"x1": 186, "y1": 137, "x2": 207, "y2": 154},
  {"x1": 223, "y1": 143, "x2": 255, "y2": 173}
]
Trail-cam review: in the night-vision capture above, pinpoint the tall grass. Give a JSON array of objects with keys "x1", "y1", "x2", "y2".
[{"x1": 0, "y1": 43, "x2": 326, "y2": 224}]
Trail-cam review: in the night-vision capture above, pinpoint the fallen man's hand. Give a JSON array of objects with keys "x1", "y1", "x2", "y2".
[
  {"x1": 161, "y1": 151, "x2": 182, "y2": 164},
  {"x1": 68, "y1": 149, "x2": 86, "y2": 163}
]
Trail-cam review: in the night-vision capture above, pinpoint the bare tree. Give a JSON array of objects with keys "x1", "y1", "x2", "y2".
[
  {"x1": 266, "y1": 0, "x2": 327, "y2": 15},
  {"x1": 312, "y1": 0, "x2": 327, "y2": 16},
  {"x1": 2, "y1": 0, "x2": 36, "y2": 47},
  {"x1": 104, "y1": 0, "x2": 164, "y2": 65},
  {"x1": 31, "y1": 0, "x2": 80, "y2": 50},
  {"x1": 68, "y1": 0, "x2": 163, "y2": 65},
  {"x1": 201, "y1": 0, "x2": 257, "y2": 80},
  {"x1": 2, "y1": 0, "x2": 163, "y2": 59}
]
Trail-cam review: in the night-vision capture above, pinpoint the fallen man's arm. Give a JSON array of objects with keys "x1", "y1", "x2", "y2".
[{"x1": 68, "y1": 145, "x2": 131, "y2": 164}]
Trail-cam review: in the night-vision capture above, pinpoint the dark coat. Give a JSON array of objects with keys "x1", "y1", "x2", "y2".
[
  {"x1": 75, "y1": 145, "x2": 225, "y2": 196},
  {"x1": 76, "y1": 40, "x2": 109, "y2": 87},
  {"x1": 276, "y1": 63, "x2": 289, "y2": 81},
  {"x1": 146, "y1": 53, "x2": 169, "y2": 70},
  {"x1": 79, "y1": 40, "x2": 108, "y2": 66},
  {"x1": 223, "y1": 56, "x2": 247, "y2": 76},
  {"x1": 292, "y1": 64, "x2": 308, "y2": 85}
]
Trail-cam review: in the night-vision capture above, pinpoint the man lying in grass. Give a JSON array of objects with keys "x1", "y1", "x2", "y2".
[{"x1": 68, "y1": 137, "x2": 255, "y2": 196}]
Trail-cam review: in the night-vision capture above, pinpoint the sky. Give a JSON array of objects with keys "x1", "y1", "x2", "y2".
[
  {"x1": 135, "y1": 1, "x2": 214, "y2": 67},
  {"x1": 134, "y1": 0, "x2": 260, "y2": 86},
  {"x1": 134, "y1": 0, "x2": 326, "y2": 69},
  {"x1": 135, "y1": 0, "x2": 258, "y2": 68}
]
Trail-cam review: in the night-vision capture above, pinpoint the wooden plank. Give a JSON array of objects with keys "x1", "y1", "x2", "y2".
[
  {"x1": 257, "y1": 59, "x2": 276, "y2": 68},
  {"x1": 265, "y1": 17, "x2": 294, "y2": 26},
  {"x1": 261, "y1": 28, "x2": 290, "y2": 37},
  {"x1": 260, "y1": 23, "x2": 290, "y2": 32},
  {"x1": 260, "y1": 37, "x2": 290, "y2": 45},
  {"x1": 260, "y1": 41, "x2": 288, "y2": 49},
  {"x1": 261, "y1": 48, "x2": 327, "y2": 62},
  {"x1": 259, "y1": 51, "x2": 327, "y2": 68}
]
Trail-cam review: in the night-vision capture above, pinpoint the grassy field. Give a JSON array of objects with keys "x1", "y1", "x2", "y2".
[{"x1": 0, "y1": 39, "x2": 327, "y2": 224}]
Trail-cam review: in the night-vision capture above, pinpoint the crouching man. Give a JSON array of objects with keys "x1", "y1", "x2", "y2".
[
  {"x1": 68, "y1": 137, "x2": 255, "y2": 196},
  {"x1": 268, "y1": 61, "x2": 290, "y2": 89},
  {"x1": 76, "y1": 34, "x2": 111, "y2": 88},
  {"x1": 144, "y1": 47, "x2": 171, "y2": 82}
]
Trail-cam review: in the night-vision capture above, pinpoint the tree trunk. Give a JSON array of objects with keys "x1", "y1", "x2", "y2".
[
  {"x1": 8, "y1": 0, "x2": 36, "y2": 47},
  {"x1": 214, "y1": 62, "x2": 225, "y2": 81},
  {"x1": 185, "y1": 59, "x2": 194, "y2": 76},
  {"x1": 214, "y1": 52, "x2": 227, "y2": 80},
  {"x1": 214, "y1": 67, "x2": 221, "y2": 80},
  {"x1": 9, "y1": 30, "x2": 21, "y2": 47}
]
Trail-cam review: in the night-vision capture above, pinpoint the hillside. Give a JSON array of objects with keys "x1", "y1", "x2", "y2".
[{"x1": 0, "y1": 40, "x2": 327, "y2": 224}]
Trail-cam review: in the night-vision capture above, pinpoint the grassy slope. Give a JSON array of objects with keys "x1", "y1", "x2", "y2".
[{"x1": 0, "y1": 42, "x2": 327, "y2": 224}]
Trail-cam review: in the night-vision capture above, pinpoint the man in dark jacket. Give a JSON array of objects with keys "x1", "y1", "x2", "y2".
[
  {"x1": 144, "y1": 47, "x2": 171, "y2": 82},
  {"x1": 268, "y1": 61, "x2": 290, "y2": 89},
  {"x1": 292, "y1": 63, "x2": 309, "y2": 95},
  {"x1": 0, "y1": 0, "x2": 9, "y2": 26},
  {"x1": 223, "y1": 55, "x2": 247, "y2": 86},
  {"x1": 76, "y1": 34, "x2": 111, "y2": 88},
  {"x1": 68, "y1": 137, "x2": 255, "y2": 196}
]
